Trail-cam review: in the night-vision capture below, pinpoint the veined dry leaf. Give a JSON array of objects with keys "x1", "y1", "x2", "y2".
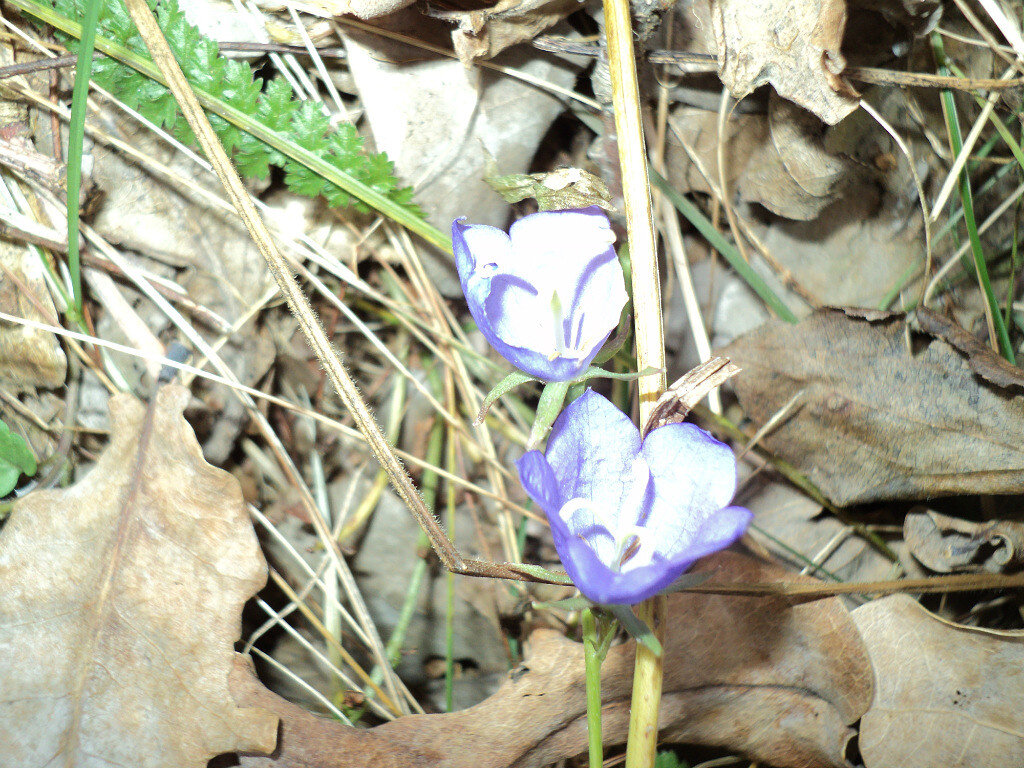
[
  {"x1": 236, "y1": 552, "x2": 872, "y2": 768},
  {"x1": 853, "y1": 595, "x2": 1024, "y2": 768},
  {"x1": 709, "y1": 0, "x2": 859, "y2": 124},
  {"x1": 722, "y1": 308, "x2": 1024, "y2": 506},
  {"x1": 0, "y1": 385, "x2": 277, "y2": 767}
]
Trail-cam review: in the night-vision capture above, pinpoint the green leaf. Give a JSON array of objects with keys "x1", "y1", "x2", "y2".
[
  {"x1": 606, "y1": 603, "x2": 663, "y2": 657},
  {"x1": 475, "y1": 369, "x2": 538, "y2": 425},
  {"x1": 0, "y1": 420, "x2": 36, "y2": 497}
]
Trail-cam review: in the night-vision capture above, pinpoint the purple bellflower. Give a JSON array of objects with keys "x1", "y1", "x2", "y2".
[
  {"x1": 452, "y1": 207, "x2": 628, "y2": 382},
  {"x1": 517, "y1": 389, "x2": 752, "y2": 605}
]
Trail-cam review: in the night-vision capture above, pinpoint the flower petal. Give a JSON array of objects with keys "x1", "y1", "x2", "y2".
[
  {"x1": 515, "y1": 451, "x2": 562, "y2": 515},
  {"x1": 565, "y1": 250, "x2": 627, "y2": 354},
  {"x1": 545, "y1": 390, "x2": 644, "y2": 535},
  {"x1": 452, "y1": 219, "x2": 515, "y2": 355},
  {"x1": 639, "y1": 422, "x2": 739, "y2": 557},
  {"x1": 452, "y1": 217, "x2": 612, "y2": 382},
  {"x1": 671, "y1": 505, "x2": 753, "y2": 563},
  {"x1": 452, "y1": 219, "x2": 512, "y2": 277},
  {"x1": 548, "y1": 511, "x2": 697, "y2": 604},
  {"x1": 483, "y1": 274, "x2": 555, "y2": 354},
  {"x1": 507, "y1": 207, "x2": 617, "y2": 299}
]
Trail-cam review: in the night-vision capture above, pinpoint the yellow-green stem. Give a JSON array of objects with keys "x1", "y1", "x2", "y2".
[
  {"x1": 582, "y1": 607, "x2": 604, "y2": 768},
  {"x1": 602, "y1": 0, "x2": 668, "y2": 765}
]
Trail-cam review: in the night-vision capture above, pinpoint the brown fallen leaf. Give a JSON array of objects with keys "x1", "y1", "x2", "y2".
[
  {"x1": 0, "y1": 385, "x2": 278, "y2": 766},
  {"x1": 904, "y1": 509, "x2": 1024, "y2": 574},
  {"x1": 722, "y1": 308, "x2": 1024, "y2": 506},
  {"x1": 852, "y1": 594, "x2": 1024, "y2": 768},
  {"x1": 236, "y1": 552, "x2": 872, "y2": 768},
  {"x1": 709, "y1": 0, "x2": 859, "y2": 124}
]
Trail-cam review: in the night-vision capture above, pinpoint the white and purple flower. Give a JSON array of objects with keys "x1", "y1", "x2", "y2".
[
  {"x1": 452, "y1": 207, "x2": 627, "y2": 382},
  {"x1": 517, "y1": 390, "x2": 752, "y2": 605}
]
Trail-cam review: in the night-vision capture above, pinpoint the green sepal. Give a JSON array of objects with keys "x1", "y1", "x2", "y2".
[
  {"x1": 532, "y1": 596, "x2": 593, "y2": 612},
  {"x1": 606, "y1": 603, "x2": 663, "y2": 658},
  {"x1": 474, "y1": 369, "x2": 538, "y2": 426},
  {"x1": 511, "y1": 562, "x2": 576, "y2": 586},
  {"x1": 594, "y1": 611, "x2": 618, "y2": 659},
  {"x1": 0, "y1": 420, "x2": 36, "y2": 497},
  {"x1": 591, "y1": 319, "x2": 631, "y2": 366},
  {"x1": 573, "y1": 364, "x2": 663, "y2": 384},
  {"x1": 654, "y1": 750, "x2": 690, "y2": 768},
  {"x1": 528, "y1": 379, "x2": 571, "y2": 449}
]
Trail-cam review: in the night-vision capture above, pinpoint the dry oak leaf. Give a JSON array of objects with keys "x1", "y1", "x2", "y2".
[
  {"x1": 722, "y1": 308, "x2": 1024, "y2": 506},
  {"x1": 0, "y1": 384, "x2": 277, "y2": 767},
  {"x1": 236, "y1": 552, "x2": 872, "y2": 768},
  {"x1": 709, "y1": 0, "x2": 859, "y2": 124},
  {"x1": 853, "y1": 594, "x2": 1024, "y2": 768}
]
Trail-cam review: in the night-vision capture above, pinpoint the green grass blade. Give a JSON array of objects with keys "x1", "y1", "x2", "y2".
[
  {"x1": 65, "y1": 0, "x2": 103, "y2": 319},
  {"x1": 932, "y1": 34, "x2": 1015, "y2": 362},
  {"x1": 649, "y1": 169, "x2": 797, "y2": 323}
]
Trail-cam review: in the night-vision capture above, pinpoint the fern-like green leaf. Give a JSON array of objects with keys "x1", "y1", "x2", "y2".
[{"x1": 51, "y1": 0, "x2": 418, "y2": 214}]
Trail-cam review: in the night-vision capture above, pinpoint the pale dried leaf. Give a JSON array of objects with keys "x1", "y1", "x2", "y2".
[
  {"x1": 740, "y1": 95, "x2": 853, "y2": 220},
  {"x1": 0, "y1": 237, "x2": 66, "y2": 391},
  {"x1": 743, "y1": 477, "x2": 893, "y2": 582},
  {"x1": 668, "y1": 95, "x2": 853, "y2": 221},
  {"x1": 853, "y1": 595, "x2": 1024, "y2": 768},
  {"x1": 88, "y1": 121, "x2": 276, "y2": 460},
  {"x1": 0, "y1": 385, "x2": 278, "y2": 767},
  {"x1": 443, "y1": 0, "x2": 581, "y2": 61},
  {"x1": 237, "y1": 552, "x2": 873, "y2": 768},
  {"x1": 342, "y1": 15, "x2": 579, "y2": 292},
  {"x1": 709, "y1": 0, "x2": 858, "y2": 124},
  {"x1": 722, "y1": 309, "x2": 1024, "y2": 505},
  {"x1": 758, "y1": 180, "x2": 922, "y2": 306}
]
